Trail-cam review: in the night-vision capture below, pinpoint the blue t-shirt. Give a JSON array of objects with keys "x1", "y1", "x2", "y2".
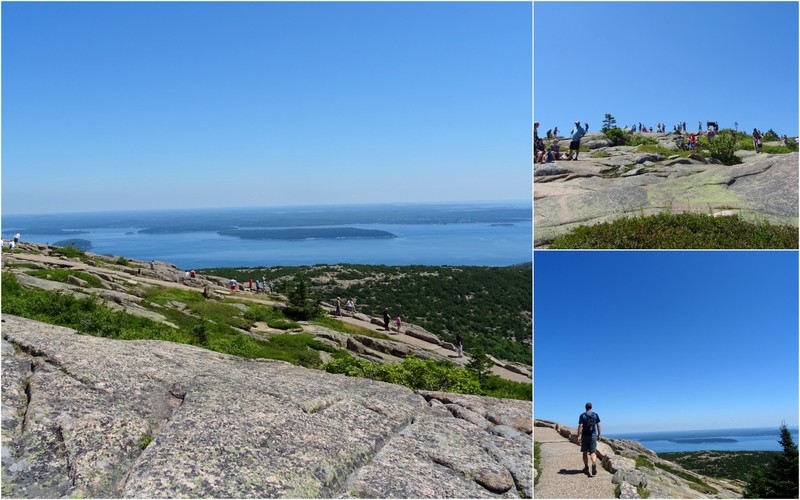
[
  {"x1": 579, "y1": 411, "x2": 600, "y2": 436},
  {"x1": 571, "y1": 125, "x2": 585, "y2": 141}
]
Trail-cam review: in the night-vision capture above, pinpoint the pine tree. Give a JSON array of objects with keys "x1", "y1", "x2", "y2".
[
  {"x1": 745, "y1": 423, "x2": 799, "y2": 498},
  {"x1": 466, "y1": 347, "x2": 493, "y2": 383},
  {"x1": 601, "y1": 114, "x2": 616, "y2": 133}
]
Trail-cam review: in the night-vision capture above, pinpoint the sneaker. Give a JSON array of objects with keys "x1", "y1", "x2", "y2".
[
  {"x1": 582, "y1": 466, "x2": 590, "y2": 476},
  {"x1": 592, "y1": 464, "x2": 597, "y2": 476}
]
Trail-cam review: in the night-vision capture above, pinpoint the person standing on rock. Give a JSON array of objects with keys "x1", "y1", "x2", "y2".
[
  {"x1": 753, "y1": 128, "x2": 763, "y2": 153},
  {"x1": 456, "y1": 333, "x2": 463, "y2": 358},
  {"x1": 577, "y1": 402, "x2": 602, "y2": 477},
  {"x1": 567, "y1": 121, "x2": 586, "y2": 161},
  {"x1": 13, "y1": 233, "x2": 20, "y2": 245},
  {"x1": 395, "y1": 314, "x2": 402, "y2": 332},
  {"x1": 335, "y1": 297, "x2": 341, "y2": 316},
  {"x1": 383, "y1": 308, "x2": 391, "y2": 331},
  {"x1": 553, "y1": 126, "x2": 559, "y2": 137}
]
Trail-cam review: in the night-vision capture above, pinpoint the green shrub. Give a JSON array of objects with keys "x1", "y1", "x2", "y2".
[
  {"x1": 627, "y1": 134, "x2": 658, "y2": 147},
  {"x1": 26, "y1": 269, "x2": 104, "y2": 288},
  {"x1": 51, "y1": 246, "x2": 86, "y2": 259},
  {"x1": 604, "y1": 127, "x2": 627, "y2": 146},
  {"x1": 636, "y1": 455, "x2": 654, "y2": 469},
  {"x1": 704, "y1": 131, "x2": 741, "y2": 165},
  {"x1": 549, "y1": 213, "x2": 798, "y2": 249},
  {"x1": 323, "y1": 353, "x2": 530, "y2": 400}
]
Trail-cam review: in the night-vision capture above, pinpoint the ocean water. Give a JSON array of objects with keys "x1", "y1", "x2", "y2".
[
  {"x1": 2, "y1": 202, "x2": 532, "y2": 269},
  {"x1": 608, "y1": 427, "x2": 800, "y2": 453}
]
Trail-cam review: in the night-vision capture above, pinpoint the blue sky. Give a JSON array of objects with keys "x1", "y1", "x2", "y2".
[
  {"x1": 2, "y1": 2, "x2": 531, "y2": 215},
  {"x1": 534, "y1": 251, "x2": 799, "y2": 434},
  {"x1": 534, "y1": 1, "x2": 799, "y2": 137}
]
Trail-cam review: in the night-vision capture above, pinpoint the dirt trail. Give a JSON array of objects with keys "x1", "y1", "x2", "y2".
[
  {"x1": 534, "y1": 426, "x2": 616, "y2": 499},
  {"x1": 5, "y1": 251, "x2": 531, "y2": 384}
]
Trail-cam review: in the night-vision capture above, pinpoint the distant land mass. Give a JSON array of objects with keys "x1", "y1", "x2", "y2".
[
  {"x1": 217, "y1": 227, "x2": 397, "y2": 240},
  {"x1": 670, "y1": 438, "x2": 738, "y2": 444},
  {"x1": 51, "y1": 238, "x2": 93, "y2": 250}
]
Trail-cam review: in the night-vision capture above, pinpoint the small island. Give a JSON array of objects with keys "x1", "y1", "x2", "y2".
[
  {"x1": 217, "y1": 227, "x2": 398, "y2": 240},
  {"x1": 669, "y1": 438, "x2": 738, "y2": 444},
  {"x1": 52, "y1": 238, "x2": 93, "y2": 251}
]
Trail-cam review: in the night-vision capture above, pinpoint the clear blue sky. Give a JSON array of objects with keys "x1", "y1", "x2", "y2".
[
  {"x1": 534, "y1": 251, "x2": 799, "y2": 434},
  {"x1": 534, "y1": 1, "x2": 799, "y2": 137},
  {"x1": 2, "y1": 2, "x2": 531, "y2": 215}
]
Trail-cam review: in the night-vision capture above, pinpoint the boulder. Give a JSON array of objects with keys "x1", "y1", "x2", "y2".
[
  {"x1": 583, "y1": 138, "x2": 612, "y2": 149},
  {"x1": 404, "y1": 327, "x2": 442, "y2": 346},
  {"x1": 618, "y1": 480, "x2": 640, "y2": 499},
  {"x1": 613, "y1": 468, "x2": 648, "y2": 488},
  {"x1": 66, "y1": 275, "x2": 88, "y2": 287},
  {"x1": 533, "y1": 164, "x2": 571, "y2": 177}
]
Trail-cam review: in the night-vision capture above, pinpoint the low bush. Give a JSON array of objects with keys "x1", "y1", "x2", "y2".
[
  {"x1": 323, "y1": 354, "x2": 531, "y2": 401},
  {"x1": 549, "y1": 213, "x2": 798, "y2": 249}
]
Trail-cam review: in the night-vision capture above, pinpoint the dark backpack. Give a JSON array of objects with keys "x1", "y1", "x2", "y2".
[{"x1": 583, "y1": 412, "x2": 596, "y2": 435}]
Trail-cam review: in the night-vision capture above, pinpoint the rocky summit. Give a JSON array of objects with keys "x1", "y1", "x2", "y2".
[
  {"x1": 534, "y1": 420, "x2": 743, "y2": 499},
  {"x1": 533, "y1": 132, "x2": 799, "y2": 246},
  {"x1": 2, "y1": 314, "x2": 532, "y2": 498}
]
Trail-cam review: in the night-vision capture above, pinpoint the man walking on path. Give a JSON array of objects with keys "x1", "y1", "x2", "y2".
[
  {"x1": 577, "y1": 402, "x2": 602, "y2": 477},
  {"x1": 567, "y1": 121, "x2": 586, "y2": 161}
]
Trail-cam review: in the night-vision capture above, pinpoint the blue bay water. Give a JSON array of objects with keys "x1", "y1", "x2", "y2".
[
  {"x1": 607, "y1": 428, "x2": 800, "y2": 453},
  {"x1": 2, "y1": 203, "x2": 532, "y2": 269}
]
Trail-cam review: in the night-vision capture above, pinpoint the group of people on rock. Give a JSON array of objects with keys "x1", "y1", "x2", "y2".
[
  {"x1": 334, "y1": 296, "x2": 357, "y2": 315},
  {"x1": 534, "y1": 121, "x2": 588, "y2": 163},
  {"x1": 228, "y1": 276, "x2": 275, "y2": 293}
]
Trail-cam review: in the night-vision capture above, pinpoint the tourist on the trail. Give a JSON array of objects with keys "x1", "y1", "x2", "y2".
[
  {"x1": 546, "y1": 129, "x2": 552, "y2": 139},
  {"x1": 553, "y1": 126, "x2": 559, "y2": 137},
  {"x1": 346, "y1": 298, "x2": 354, "y2": 313},
  {"x1": 456, "y1": 333, "x2": 463, "y2": 358},
  {"x1": 335, "y1": 297, "x2": 342, "y2": 316},
  {"x1": 752, "y1": 128, "x2": 763, "y2": 153},
  {"x1": 689, "y1": 133, "x2": 696, "y2": 149},
  {"x1": 190, "y1": 270, "x2": 196, "y2": 278},
  {"x1": 395, "y1": 315, "x2": 402, "y2": 332},
  {"x1": 229, "y1": 278, "x2": 237, "y2": 292},
  {"x1": 698, "y1": 121, "x2": 702, "y2": 133},
  {"x1": 255, "y1": 280, "x2": 261, "y2": 293},
  {"x1": 9, "y1": 241, "x2": 15, "y2": 251},
  {"x1": 577, "y1": 402, "x2": 602, "y2": 477},
  {"x1": 567, "y1": 121, "x2": 586, "y2": 161},
  {"x1": 535, "y1": 137, "x2": 547, "y2": 163},
  {"x1": 13, "y1": 233, "x2": 20, "y2": 245},
  {"x1": 584, "y1": 122, "x2": 589, "y2": 133},
  {"x1": 383, "y1": 308, "x2": 391, "y2": 331}
]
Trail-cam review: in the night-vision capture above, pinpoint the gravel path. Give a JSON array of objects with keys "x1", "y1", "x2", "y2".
[{"x1": 534, "y1": 427, "x2": 616, "y2": 499}]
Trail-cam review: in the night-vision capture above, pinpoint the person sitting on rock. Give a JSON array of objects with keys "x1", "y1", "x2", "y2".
[
  {"x1": 688, "y1": 133, "x2": 696, "y2": 149},
  {"x1": 577, "y1": 402, "x2": 602, "y2": 477},
  {"x1": 567, "y1": 121, "x2": 586, "y2": 161},
  {"x1": 535, "y1": 137, "x2": 547, "y2": 163},
  {"x1": 547, "y1": 139, "x2": 562, "y2": 162}
]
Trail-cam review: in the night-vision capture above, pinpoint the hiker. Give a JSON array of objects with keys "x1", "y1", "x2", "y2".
[
  {"x1": 577, "y1": 402, "x2": 602, "y2": 477},
  {"x1": 395, "y1": 315, "x2": 402, "y2": 332},
  {"x1": 546, "y1": 129, "x2": 552, "y2": 139},
  {"x1": 752, "y1": 128, "x2": 763, "y2": 153},
  {"x1": 456, "y1": 333, "x2": 463, "y2": 358},
  {"x1": 553, "y1": 126, "x2": 559, "y2": 137},
  {"x1": 229, "y1": 278, "x2": 237, "y2": 292},
  {"x1": 689, "y1": 133, "x2": 696, "y2": 149},
  {"x1": 346, "y1": 298, "x2": 354, "y2": 313},
  {"x1": 13, "y1": 233, "x2": 20, "y2": 245},
  {"x1": 584, "y1": 122, "x2": 589, "y2": 133},
  {"x1": 567, "y1": 121, "x2": 586, "y2": 161},
  {"x1": 190, "y1": 270, "x2": 196, "y2": 278},
  {"x1": 335, "y1": 297, "x2": 341, "y2": 316},
  {"x1": 383, "y1": 308, "x2": 391, "y2": 331}
]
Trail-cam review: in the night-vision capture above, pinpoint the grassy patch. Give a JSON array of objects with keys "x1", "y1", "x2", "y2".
[
  {"x1": 244, "y1": 304, "x2": 302, "y2": 330},
  {"x1": 635, "y1": 454, "x2": 654, "y2": 469},
  {"x1": 311, "y1": 316, "x2": 393, "y2": 340},
  {"x1": 637, "y1": 485, "x2": 650, "y2": 498},
  {"x1": 654, "y1": 462, "x2": 718, "y2": 495},
  {"x1": 534, "y1": 441, "x2": 542, "y2": 486},
  {"x1": 26, "y1": 269, "x2": 104, "y2": 288},
  {"x1": 549, "y1": 213, "x2": 798, "y2": 249}
]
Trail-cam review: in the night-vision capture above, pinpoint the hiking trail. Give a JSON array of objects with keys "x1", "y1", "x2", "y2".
[{"x1": 535, "y1": 426, "x2": 616, "y2": 499}]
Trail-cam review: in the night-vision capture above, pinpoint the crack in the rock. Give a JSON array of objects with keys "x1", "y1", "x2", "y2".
[
  {"x1": 19, "y1": 361, "x2": 35, "y2": 435},
  {"x1": 4, "y1": 335, "x2": 103, "y2": 394},
  {"x1": 329, "y1": 402, "x2": 419, "y2": 498},
  {"x1": 53, "y1": 423, "x2": 77, "y2": 487}
]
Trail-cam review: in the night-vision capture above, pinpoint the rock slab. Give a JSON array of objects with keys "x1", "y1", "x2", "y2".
[{"x1": 1, "y1": 315, "x2": 531, "y2": 498}]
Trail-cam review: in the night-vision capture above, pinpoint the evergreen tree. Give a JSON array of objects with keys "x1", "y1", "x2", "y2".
[
  {"x1": 764, "y1": 129, "x2": 780, "y2": 142},
  {"x1": 601, "y1": 114, "x2": 616, "y2": 133},
  {"x1": 745, "y1": 423, "x2": 799, "y2": 498},
  {"x1": 466, "y1": 347, "x2": 493, "y2": 383},
  {"x1": 192, "y1": 317, "x2": 208, "y2": 346},
  {"x1": 284, "y1": 278, "x2": 322, "y2": 320}
]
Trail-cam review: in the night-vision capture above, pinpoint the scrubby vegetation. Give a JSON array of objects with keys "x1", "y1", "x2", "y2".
[
  {"x1": 323, "y1": 352, "x2": 531, "y2": 401},
  {"x1": 534, "y1": 441, "x2": 542, "y2": 486},
  {"x1": 549, "y1": 213, "x2": 798, "y2": 249},
  {"x1": 1, "y1": 272, "x2": 332, "y2": 368},
  {"x1": 744, "y1": 424, "x2": 799, "y2": 499},
  {"x1": 653, "y1": 461, "x2": 718, "y2": 495},
  {"x1": 201, "y1": 263, "x2": 532, "y2": 364},
  {"x1": 660, "y1": 450, "x2": 779, "y2": 481}
]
